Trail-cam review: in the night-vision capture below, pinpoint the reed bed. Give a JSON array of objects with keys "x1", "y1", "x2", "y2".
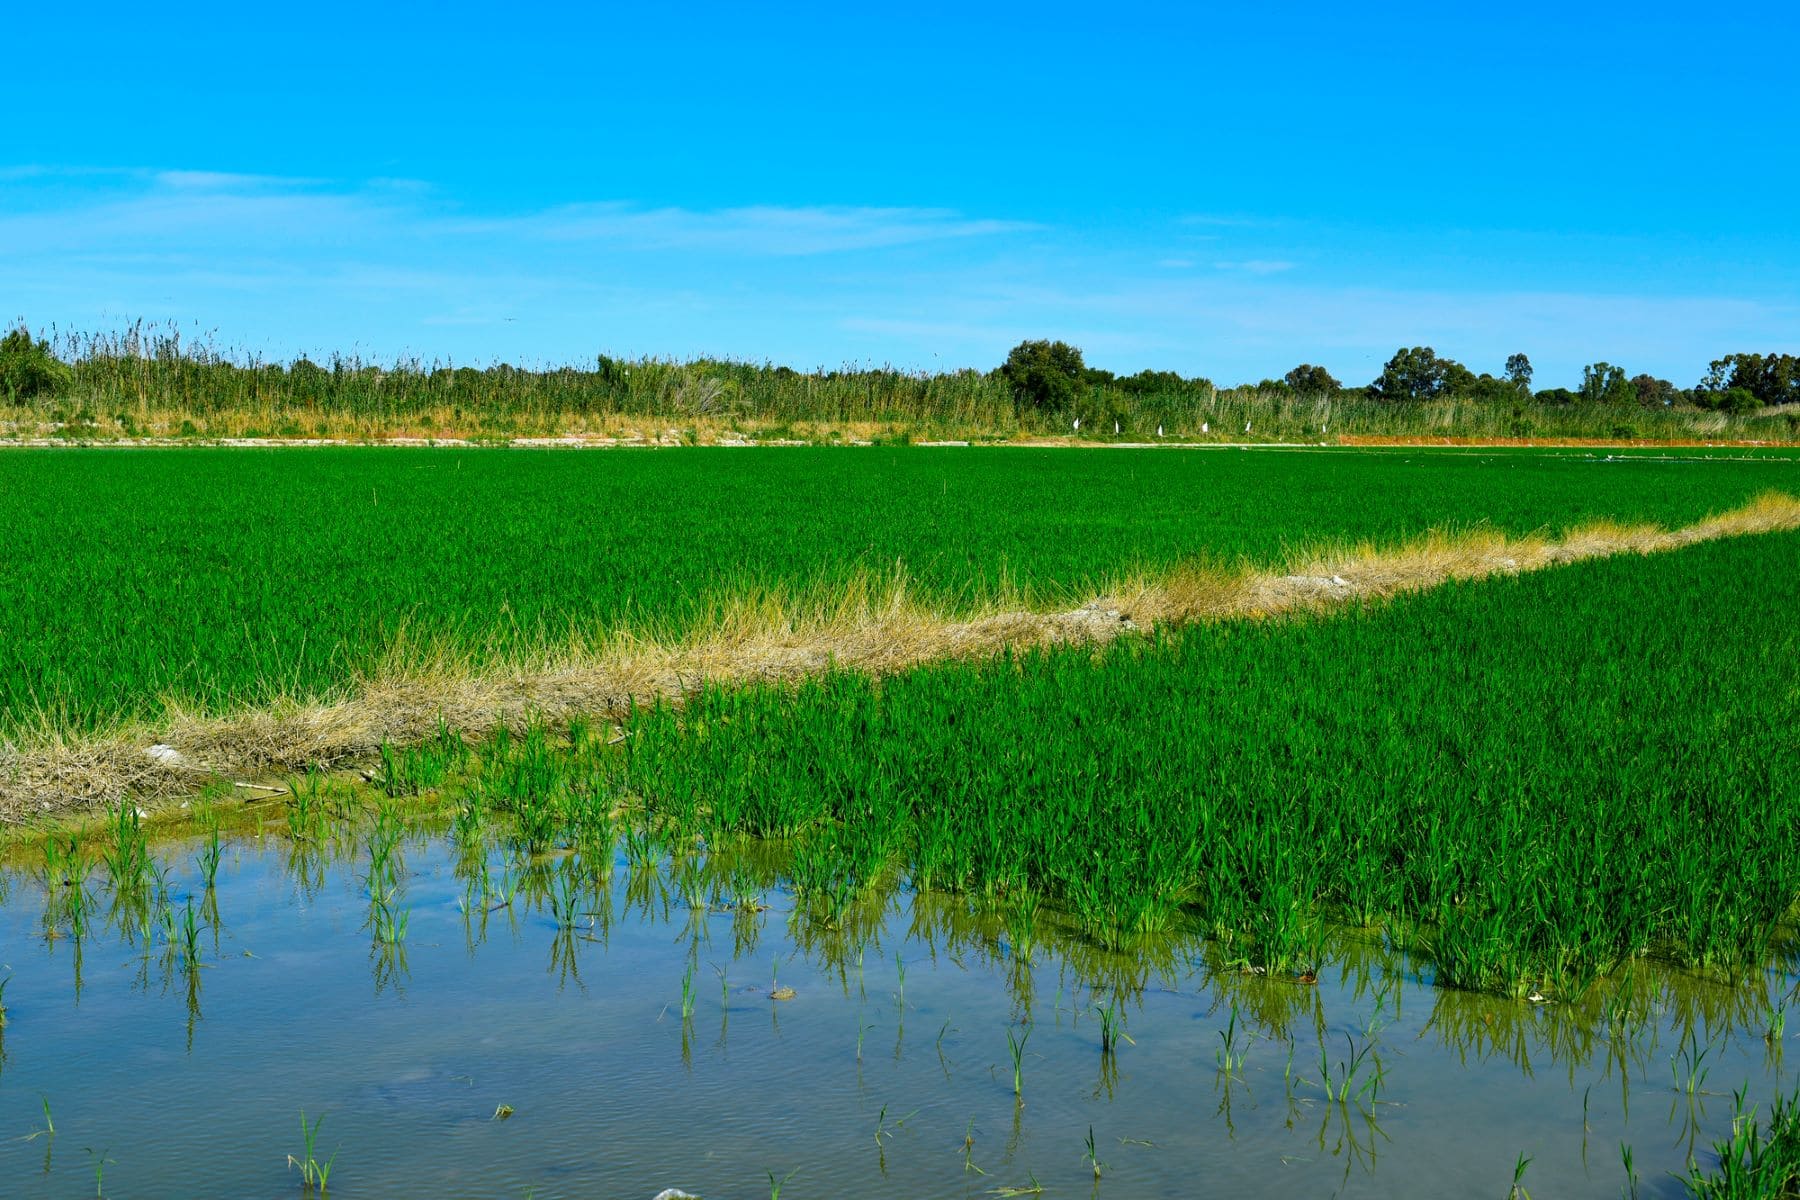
[{"x1": 6, "y1": 325, "x2": 1796, "y2": 444}]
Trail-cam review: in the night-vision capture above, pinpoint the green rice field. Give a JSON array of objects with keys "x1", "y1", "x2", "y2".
[
  {"x1": 1, "y1": 445, "x2": 1795, "y2": 734},
  {"x1": 618, "y1": 528, "x2": 1800, "y2": 997},
  {"x1": 2, "y1": 445, "x2": 1799, "y2": 1197}
]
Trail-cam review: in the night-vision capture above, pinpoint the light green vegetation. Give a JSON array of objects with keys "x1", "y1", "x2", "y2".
[{"x1": 1, "y1": 446, "x2": 1795, "y2": 736}]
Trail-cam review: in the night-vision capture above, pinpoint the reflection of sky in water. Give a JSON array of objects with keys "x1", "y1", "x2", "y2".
[{"x1": 0, "y1": 827, "x2": 1792, "y2": 1199}]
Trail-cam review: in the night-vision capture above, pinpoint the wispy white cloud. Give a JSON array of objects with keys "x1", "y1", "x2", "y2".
[
  {"x1": 1177, "y1": 212, "x2": 1267, "y2": 228},
  {"x1": 152, "y1": 169, "x2": 327, "y2": 191},
  {"x1": 453, "y1": 202, "x2": 1037, "y2": 256},
  {"x1": 1212, "y1": 259, "x2": 1297, "y2": 274},
  {"x1": 0, "y1": 170, "x2": 1036, "y2": 262},
  {"x1": 4, "y1": 164, "x2": 1794, "y2": 385}
]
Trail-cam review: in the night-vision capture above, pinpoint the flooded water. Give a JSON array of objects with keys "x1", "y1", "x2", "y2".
[{"x1": 0, "y1": 813, "x2": 1793, "y2": 1198}]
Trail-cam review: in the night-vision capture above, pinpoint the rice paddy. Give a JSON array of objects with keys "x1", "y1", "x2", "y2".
[
  {"x1": 1, "y1": 445, "x2": 1794, "y2": 739},
  {"x1": 2, "y1": 444, "x2": 1798, "y2": 1197}
]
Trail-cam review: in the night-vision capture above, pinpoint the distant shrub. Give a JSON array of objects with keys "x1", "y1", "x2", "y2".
[
  {"x1": 1283, "y1": 364, "x2": 1341, "y2": 393},
  {"x1": 998, "y1": 340, "x2": 1085, "y2": 412},
  {"x1": 1631, "y1": 374, "x2": 1679, "y2": 408},
  {"x1": 1369, "y1": 346, "x2": 1474, "y2": 402},
  {"x1": 1700, "y1": 386, "x2": 1764, "y2": 415},
  {"x1": 0, "y1": 325, "x2": 70, "y2": 402}
]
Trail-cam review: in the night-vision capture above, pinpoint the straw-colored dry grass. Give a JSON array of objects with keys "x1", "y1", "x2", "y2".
[{"x1": 5, "y1": 492, "x2": 1797, "y2": 824}]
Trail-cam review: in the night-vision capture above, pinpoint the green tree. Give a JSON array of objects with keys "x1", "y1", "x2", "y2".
[
  {"x1": 1117, "y1": 368, "x2": 1187, "y2": 395},
  {"x1": 0, "y1": 325, "x2": 70, "y2": 402},
  {"x1": 1631, "y1": 374, "x2": 1678, "y2": 408},
  {"x1": 1504, "y1": 353, "x2": 1533, "y2": 393},
  {"x1": 1369, "y1": 347, "x2": 1473, "y2": 402},
  {"x1": 1700, "y1": 353, "x2": 1800, "y2": 406},
  {"x1": 1579, "y1": 362, "x2": 1634, "y2": 405},
  {"x1": 1283, "y1": 364, "x2": 1341, "y2": 394},
  {"x1": 998, "y1": 340, "x2": 1086, "y2": 412}
]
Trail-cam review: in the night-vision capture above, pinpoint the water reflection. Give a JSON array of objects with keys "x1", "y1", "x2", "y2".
[{"x1": 1, "y1": 810, "x2": 1796, "y2": 1200}]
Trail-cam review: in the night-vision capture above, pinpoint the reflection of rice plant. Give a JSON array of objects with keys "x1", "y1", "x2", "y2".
[
  {"x1": 547, "y1": 866, "x2": 584, "y2": 929},
  {"x1": 1672, "y1": 1026, "x2": 1714, "y2": 1096}
]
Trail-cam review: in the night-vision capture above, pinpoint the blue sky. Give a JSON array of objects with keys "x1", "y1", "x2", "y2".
[{"x1": 4, "y1": 2, "x2": 1796, "y2": 387}]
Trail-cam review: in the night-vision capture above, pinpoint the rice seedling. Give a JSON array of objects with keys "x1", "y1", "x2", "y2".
[
  {"x1": 1680, "y1": 1081, "x2": 1800, "y2": 1198},
  {"x1": 960, "y1": 1116, "x2": 987, "y2": 1175},
  {"x1": 100, "y1": 805, "x2": 150, "y2": 895},
  {"x1": 83, "y1": 1145, "x2": 114, "y2": 1198},
  {"x1": 765, "y1": 1167, "x2": 799, "y2": 1200},
  {"x1": 1673, "y1": 1026, "x2": 1716, "y2": 1097},
  {"x1": 179, "y1": 900, "x2": 203, "y2": 970},
  {"x1": 872, "y1": 1103, "x2": 917, "y2": 1150},
  {"x1": 1315, "y1": 1033, "x2": 1383, "y2": 1107},
  {"x1": 1216, "y1": 1001, "x2": 1249, "y2": 1078},
  {"x1": 288, "y1": 1110, "x2": 338, "y2": 1193},
  {"x1": 1007, "y1": 1023, "x2": 1031, "y2": 1099},
  {"x1": 367, "y1": 889, "x2": 410, "y2": 946},
  {"x1": 1083, "y1": 1125, "x2": 1106, "y2": 1180},
  {"x1": 1095, "y1": 993, "x2": 1133, "y2": 1055},
  {"x1": 679, "y1": 964, "x2": 696, "y2": 1021},
  {"x1": 1507, "y1": 1151, "x2": 1532, "y2": 1200},
  {"x1": 23, "y1": 1095, "x2": 54, "y2": 1141},
  {"x1": 196, "y1": 827, "x2": 222, "y2": 889},
  {"x1": 286, "y1": 774, "x2": 329, "y2": 843},
  {"x1": 545, "y1": 864, "x2": 586, "y2": 929}
]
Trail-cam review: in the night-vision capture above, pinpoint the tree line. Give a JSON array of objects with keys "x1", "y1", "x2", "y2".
[
  {"x1": 3, "y1": 324, "x2": 1795, "y2": 426},
  {"x1": 998, "y1": 339, "x2": 1799, "y2": 415}
]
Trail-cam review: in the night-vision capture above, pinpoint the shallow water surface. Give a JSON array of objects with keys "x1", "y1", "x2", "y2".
[{"x1": 0, "y1": 820, "x2": 1793, "y2": 1198}]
